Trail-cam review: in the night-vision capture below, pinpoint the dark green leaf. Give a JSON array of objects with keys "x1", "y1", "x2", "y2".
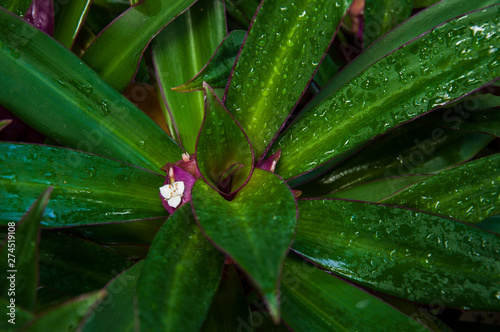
[
  {"x1": 0, "y1": 143, "x2": 166, "y2": 227},
  {"x1": 192, "y1": 169, "x2": 297, "y2": 321},
  {"x1": 24, "y1": 291, "x2": 105, "y2": 332},
  {"x1": 81, "y1": 0, "x2": 197, "y2": 91},
  {"x1": 201, "y1": 265, "x2": 252, "y2": 332},
  {"x1": 0, "y1": 298, "x2": 33, "y2": 331},
  {"x1": 273, "y1": 5, "x2": 500, "y2": 179},
  {"x1": 151, "y1": 0, "x2": 226, "y2": 153},
  {"x1": 224, "y1": 0, "x2": 353, "y2": 159},
  {"x1": 173, "y1": 30, "x2": 246, "y2": 92},
  {"x1": 281, "y1": 253, "x2": 428, "y2": 331},
  {"x1": 295, "y1": 123, "x2": 493, "y2": 197},
  {"x1": 0, "y1": 119, "x2": 12, "y2": 131},
  {"x1": 53, "y1": 0, "x2": 92, "y2": 48},
  {"x1": 38, "y1": 232, "x2": 132, "y2": 296},
  {"x1": 81, "y1": 261, "x2": 144, "y2": 332},
  {"x1": 323, "y1": 174, "x2": 432, "y2": 202},
  {"x1": 294, "y1": 199, "x2": 500, "y2": 310},
  {"x1": 224, "y1": 0, "x2": 259, "y2": 28},
  {"x1": 364, "y1": 0, "x2": 413, "y2": 48},
  {"x1": 0, "y1": 10, "x2": 184, "y2": 173},
  {"x1": 137, "y1": 204, "x2": 224, "y2": 332},
  {"x1": 382, "y1": 154, "x2": 500, "y2": 223},
  {"x1": 476, "y1": 214, "x2": 500, "y2": 234},
  {"x1": 413, "y1": 0, "x2": 440, "y2": 8},
  {"x1": 197, "y1": 83, "x2": 253, "y2": 194},
  {"x1": 0, "y1": 0, "x2": 31, "y2": 16},
  {"x1": 0, "y1": 187, "x2": 51, "y2": 311}
]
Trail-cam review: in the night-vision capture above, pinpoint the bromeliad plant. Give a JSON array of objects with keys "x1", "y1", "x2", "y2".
[{"x1": 1, "y1": 0, "x2": 500, "y2": 330}]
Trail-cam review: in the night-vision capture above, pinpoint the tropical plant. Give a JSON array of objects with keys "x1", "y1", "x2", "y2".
[{"x1": 0, "y1": 0, "x2": 499, "y2": 330}]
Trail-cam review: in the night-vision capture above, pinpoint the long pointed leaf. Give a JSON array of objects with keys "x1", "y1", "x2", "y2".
[
  {"x1": 0, "y1": 9, "x2": 184, "y2": 173},
  {"x1": 0, "y1": 143, "x2": 166, "y2": 226},
  {"x1": 294, "y1": 199, "x2": 500, "y2": 310},
  {"x1": 273, "y1": 5, "x2": 500, "y2": 179},
  {"x1": 81, "y1": 0, "x2": 197, "y2": 91},
  {"x1": 151, "y1": 0, "x2": 226, "y2": 152},
  {"x1": 0, "y1": 187, "x2": 51, "y2": 311},
  {"x1": 382, "y1": 154, "x2": 500, "y2": 223},
  {"x1": 0, "y1": 0, "x2": 31, "y2": 16},
  {"x1": 137, "y1": 204, "x2": 224, "y2": 332},
  {"x1": 281, "y1": 253, "x2": 428, "y2": 331},
  {"x1": 53, "y1": 0, "x2": 92, "y2": 48},
  {"x1": 192, "y1": 169, "x2": 298, "y2": 321},
  {"x1": 0, "y1": 298, "x2": 33, "y2": 330},
  {"x1": 224, "y1": 0, "x2": 353, "y2": 159}
]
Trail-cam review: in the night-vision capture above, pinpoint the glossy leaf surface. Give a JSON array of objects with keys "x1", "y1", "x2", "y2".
[
  {"x1": 296, "y1": 123, "x2": 492, "y2": 197},
  {"x1": 273, "y1": 5, "x2": 500, "y2": 179},
  {"x1": 137, "y1": 204, "x2": 224, "y2": 332},
  {"x1": 174, "y1": 30, "x2": 246, "y2": 92},
  {"x1": 38, "y1": 231, "x2": 132, "y2": 296},
  {"x1": 294, "y1": 199, "x2": 500, "y2": 310},
  {"x1": 224, "y1": 0, "x2": 353, "y2": 159},
  {"x1": 53, "y1": 0, "x2": 92, "y2": 48},
  {"x1": 81, "y1": 0, "x2": 196, "y2": 91},
  {"x1": 0, "y1": 187, "x2": 51, "y2": 311},
  {"x1": 152, "y1": 0, "x2": 225, "y2": 152},
  {"x1": 0, "y1": 0, "x2": 30, "y2": 16},
  {"x1": 324, "y1": 175, "x2": 432, "y2": 202},
  {"x1": 192, "y1": 169, "x2": 297, "y2": 320},
  {"x1": 0, "y1": 10, "x2": 184, "y2": 172},
  {"x1": 363, "y1": 0, "x2": 413, "y2": 48},
  {"x1": 24, "y1": 291, "x2": 105, "y2": 331},
  {"x1": 281, "y1": 253, "x2": 427, "y2": 331},
  {"x1": 309, "y1": 0, "x2": 500, "y2": 111},
  {"x1": 82, "y1": 261, "x2": 144, "y2": 332},
  {"x1": 383, "y1": 154, "x2": 500, "y2": 223},
  {"x1": 0, "y1": 143, "x2": 166, "y2": 226},
  {"x1": 197, "y1": 84, "x2": 253, "y2": 194}
]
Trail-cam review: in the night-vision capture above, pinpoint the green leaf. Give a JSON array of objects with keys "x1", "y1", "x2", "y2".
[
  {"x1": 281, "y1": 253, "x2": 428, "y2": 331},
  {"x1": 382, "y1": 154, "x2": 500, "y2": 223},
  {"x1": 0, "y1": 143, "x2": 166, "y2": 227},
  {"x1": 224, "y1": 0, "x2": 353, "y2": 159},
  {"x1": 224, "y1": 0, "x2": 259, "y2": 28},
  {"x1": 82, "y1": 261, "x2": 144, "y2": 332},
  {"x1": 197, "y1": 83, "x2": 253, "y2": 194},
  {"x1": 293, "y1": 199, "x2": 500, "y2": 310},
  {"x1": 24, "y1": 290, "x2": 105, "y2": 332},
  {"x1": 53, "y1": 0, "x2": 92, "y2": 48},
  {"x1": 201, "y1": 265, "x2": 252, "y2": 332},
  {"x1": 0, "y1": 298, "x2": 33, "y2": 331},
  {"x1": 363, "y1": 0, "x2": 413, "y2": 48},
  {"x1": 413, "y1": 0, "x2": 440, "y2": 8},
  {"x1": 309, "y1": 0, "x2": 500, "y2": 112},
  {"x1": 0, "y1": 119, "x2": 11, "y2": 131},
  {"x1": 295, "y1": 122, "x2": 493, "y2": 197},
  {"x1": 273, "y1": 5, "x2": 500, "y2": 180},
  {"x1": 81, "y1": 0, "x2": 197, "y2": 91},
  {"x1": 476, "y1": 214, "x2": 500, "y2": 234},
  {"x1": 173, "y1": 30, "x2": 246, "y2": 92},
  {"x1": 192, "y1": 169, "x2": 298, "y2": 321},
  {"x1": 151, "y1": 0, "x2": 226, "y2": 153},
  {"x1": 0, "y1": 187, "x2": 51, "y2": 311},
  {"x1": 0, "y1": 0, "x2": 31, "y2": 16},
  {"x1": 0, "y1": 10, "x2": 184, "y2": 173},
  {"x1": 137, "y1": 204, "x2": 224, "y2": 332},
  {"x1": 38, "y1": 231, "x2": 132, "y2": 297},
  {"x1": 324, "y1": 174, "x2": 432, "y2": 202}
]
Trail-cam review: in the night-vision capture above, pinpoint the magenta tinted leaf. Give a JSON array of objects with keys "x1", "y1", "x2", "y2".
[
  {"x1": 25, "y1": 0, "x2": 54, "y2": 35},
  {"x1": 256, "y1": 149, "x2": 281, "y2": 172},
  {"x1": 196, "y1": 83, "x2": 253, "y2": 194},
  {"x1": 191, "y1": 169, "x2": 298, "y2": 321},
  {"x1": 159, "y1": 163, "x2": 196, "y2": 214}
]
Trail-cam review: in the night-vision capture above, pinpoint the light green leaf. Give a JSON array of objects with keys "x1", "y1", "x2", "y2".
[
  {"x1": 0, "y1": 187, "x2": 51, "y2": 311},
  {"x1": 0, "y1": 10, "x2": 184, "y2": 173},
  {"x1": 53, "y1": 0, "x2": 92, "y2": 48},
  {"x1": 192, "y1": 169, "x2": 297, "y2": 321},
  {"x1": 0, "y1": 143, "x2": 166, "y2": 226},
  {"x1": 293, "y1": 199, "x2": 500, "y2": 310},
  {"x1": 81, "y1": 0, "x2": 197, "y2": 91},
  {"x1": 137, "y1": 204, "x2": 225, "y2": 332},
  {"x1": 224, "y1": 0, "x2": 353, "y2": 159},
  {"x1": 382, "y1": 154, "x2": 500, "y2": 223},
  {"x1": 0, "y1": 119, "x2": 11, "y2": 131},
  {"x1": 273, "y1": 5, "x2": 500, "y2": 179}
]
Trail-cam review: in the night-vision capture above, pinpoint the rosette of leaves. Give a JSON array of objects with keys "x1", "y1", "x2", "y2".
[{"x1": 1, "y1": 0, "x2": 499, "y2": 330}]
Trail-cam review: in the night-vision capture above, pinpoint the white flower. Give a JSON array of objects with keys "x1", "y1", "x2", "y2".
[{"x1": 159, "y1": 181, "x2": 185, "y2": 208}]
